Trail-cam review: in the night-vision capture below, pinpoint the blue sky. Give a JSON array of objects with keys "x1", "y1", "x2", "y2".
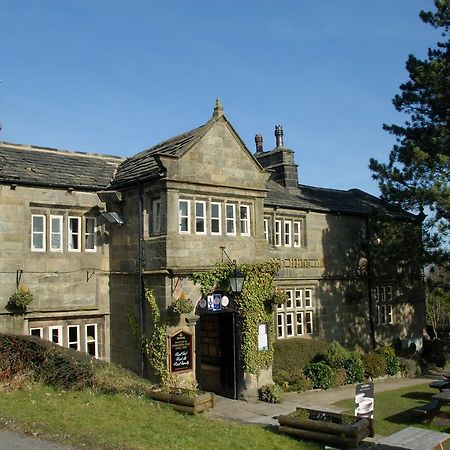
[{"x1": 0, "y1": 0, "x2": 441, "y2": 195}]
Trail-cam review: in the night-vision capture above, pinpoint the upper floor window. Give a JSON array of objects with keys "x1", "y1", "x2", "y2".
[
  {"x1": 275, "y1": 220, "x2": 282, "y2": 246},
  {"x1": 179, "y1": 200, "x2": 190, "y2": 233},
  {"x1": 293, "y1": 221, "x2": 301, "y2": 247},
  {"x1": 226, "y1": 204, "x2": 236, "y2": 236},
  {"x1": 85, "y1": 218, "x2": 96, "y2": 252},
  {"x1": 211, "y1": 202, "x2": 221, "y2": 235},
  {"x1": 266, "y1": 216, "x2": 304, "y2": 248},
  {"x1": 68, "y1": 217, "x2": 81, "y2": 252},
  {"x1": 240, "y1": 205, "x2": 250, "y2": 236},
  {"x1": 195, "y1": 201, "x2": 206, "y2": 234},
  {"x1": 374, "y1": 284, "x2": 394, "y2": 325},
  {"x1": 152, "y1": 199, "x2": 161, "y2": 234},
  {"x1": 31, "y1": 215, "x2": 46, "y2": 252},
  {"x1": 284, "y1": 221, "x2": 292, "y2": 246},
  {"x1": 263, "y1": 219, "x2": 269, "y2": 241}
]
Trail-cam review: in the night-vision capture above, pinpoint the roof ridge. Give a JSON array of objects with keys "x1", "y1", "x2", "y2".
[{"x1": 0, "y1": 141, "x2": 124, "y2": 162}]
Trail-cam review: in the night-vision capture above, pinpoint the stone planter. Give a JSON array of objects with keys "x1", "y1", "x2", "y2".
[
  {"x1": 278, "y1": 408, "x2": 371, "y2": 448},
  {"x1": 147, "y1": 390, "x2": 215, "y2": 414}
]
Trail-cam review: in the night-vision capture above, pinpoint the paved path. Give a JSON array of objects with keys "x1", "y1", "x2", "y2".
[
  {"x1": 0, "y1": 429, "x2": 74, "y2": 450},
  {"x1": 205, "y1": 376, "x2": 439, "y2": 427}
]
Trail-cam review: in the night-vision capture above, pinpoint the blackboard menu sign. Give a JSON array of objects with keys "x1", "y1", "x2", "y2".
[{"x1": 170, "y1": 330, "x2": 193, "y2": 373}]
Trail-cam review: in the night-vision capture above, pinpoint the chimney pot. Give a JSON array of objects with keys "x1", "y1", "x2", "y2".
[
  {"x1": 255, "y1": 134, "x2": 264, "y2": 153},
  {"x1": 275, "y1": 125, "x2": 284, "y2": 148}
]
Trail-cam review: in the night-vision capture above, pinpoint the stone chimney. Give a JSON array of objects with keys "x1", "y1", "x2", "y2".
[
  {"x1": 255, "y1": 134, "x2": 264, "y2": 153},
  {"x1": 212, "y1": 98, "x2": 224, "y2": 119},
  {"x1": 254, "y1": 125, "x2": 299, "y2": 190}
]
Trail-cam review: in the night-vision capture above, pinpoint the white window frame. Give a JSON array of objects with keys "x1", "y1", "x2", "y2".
[
  {"x1": 263, "y1": 219, "x2": 269, "y2": 241},
  {"x1": 306, "y1": 311, "x2": 314, "y2": 334},
  {"x1": 210, "y1": 202, "x2": 222, "y2": 235},
  {"x1": 31, "y1": 214, "x2": 46, "y2": 252},
  {"x1": 275, "y1": 220, "x2": 282, "y2": 246},
  {"x1": 29, "y1": 327, "x2": 43, "y2": 338},
  {"x1": 286, "y1": 312, "x2": 294, "y2": 337},
  {"x1": 67, "y1": 325, "x2": 80, "y2": 351},
  {"x1": 295, "y1": 289, "x2": 303, "y2": 308},
  {"x1": 285, "y1": 289, "x2": 294, "y2": 309},
  {"x1": 50, "y1": 215, "x2": 63, "y2": 252},
  {"x1": 48, "y1": 325, "x2": 63, "y2": 346},
  {"x1": 296, "y1": 312, "x2": 304, "y2": 335},
  {"x1": 293, "y1": 221, "x2": 301, "y2": 247},
  {"x1": 84, "y1": 217, "x2": 96, "y2": 252},
  {"x1": 304, "y1": 289, "x2": 313, "y2": 308},
  {"x1": 284, "y1": 220, "x2": 292, "y2": 246},
  {"x1": 179, "y1": 200, "x2": 190, "y2": 234},
  {"x1": 195, "y1": 201, "x2": 207, "y2": 235},
  {"x1": 152, "y1": 199, "x2": 161, "y2": 235},
  {"x1": 68, "y1": 216, "x2": 81, "y2": 252},
  {"x1": 225, "y1": 204, "x2": 236, "y2": 236},
  {"x1": 85, "y1": 323, "x2": 99, "y2": 358},
  {"x1": 239, "y1": 205, "x2": 251, "y2": 236},
  {"x1": 277, "y1": 313, "x2": 285, "y2": 338}
]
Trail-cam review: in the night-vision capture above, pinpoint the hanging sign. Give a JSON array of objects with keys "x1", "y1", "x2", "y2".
[
  {"x1": 207, "y1": 294, "x2": 222, "y2": 311},
  {"x1": 169, "y1": 330, "x2": 193, "y2": 373}
]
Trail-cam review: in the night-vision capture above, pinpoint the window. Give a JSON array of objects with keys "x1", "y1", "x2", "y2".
[
  {"x1": 179, "y1": 200, "x2": 190, "y2": 233},
  {"x1": 240, "y1": 205, "x2": 250, "y2": 236},
  {"x1": 49, "y1": 325, "x2": 63, "y2": 346},
  {"x1": 263, "y1": 219, "x2": 269, "y2": 241},
  {"x1": 210, "y1": 202, "x2": 221, "y2": 235},
  {"x1": 225, "y1": 204, "x2": 235, "y2": 235},
  {"x1": 68, "y1": 217, "x2": 81, "y2": 251},
  {"x1": 293, "y1": 221, "x2": 301, "y2": 247},
  {"x1": 152, "y1": 199, "x2": 161, "y2": 234},
  {"x1": 31, "y1": 215, "x2": 46, "y2": 251},
  {"x1": 275, "y1": 220, "x2": 282, "y2": 246},
  {"x1": 284, "y1": 221, "x2": 292, "y2": 246},
  {"x1": 67, "y1": 325, "x2": 80, "y2": 350},
  {"x1": 195, "y1": 201, "x2": 206, "y2": 234},
  {"x1": 29, "y1": 327, "x2": 43, "y2": 338},
  {"x1": 276, "y1": 287, "x2": 315, "y2": 338},
  {"x1": 85, "y1": 324, "x2": 99, "y2": 358},
  {"x1": 85, "y1": 218, "x2": 96, "y2": 252},
  {"x1": 374, "y1": 285, "x2": 394, "y2": 325},
  {"x1": 50, "y1": 215, "x2": 63, "y2": 252}
]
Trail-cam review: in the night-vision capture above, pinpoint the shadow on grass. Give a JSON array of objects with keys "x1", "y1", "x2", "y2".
[
  {"x1": 401, "y1": 391, "x2": 434, "y2": 402},
  {"x1": 383, "y1": 409, "x2": 419, "y2": 426}
]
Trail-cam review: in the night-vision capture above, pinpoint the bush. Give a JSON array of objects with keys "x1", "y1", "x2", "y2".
[
  {"x1": 273, "y1": 369, "x2": 313, "y2": 392},
  {"x1": 273, "y1": 338, "x2": 330, "y2": 377},
  {"x1": 377, "y1": 345, "x2": 401, "y2": 376},
  {"x1": 258, "y1": 384, "x2": 284, "y2": 403},
  {"x1": 304, "y1": 362, "x2": 334, "y2": 390},
  {"x1": 343, "y1": 352, "x2": 365, "y2": 384},
  {"x1": 362, "y1": 352, "x2": 387, "y2": 379},
  {"x1": 399, "y1": 357, "x2": 419, "y2": 378},
  {"x1": 422, "y1": 339, "x2": 448, "y2": 368},
  {"x1": 333, "y1": 368, "x2": 347, "y2": 387},
  {"x1": 324, "y1": 341, "x2": 351, "y2": 369}
]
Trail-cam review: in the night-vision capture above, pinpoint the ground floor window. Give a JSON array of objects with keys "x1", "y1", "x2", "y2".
[
  {"x1": 373, "y1": 284, "x2": 395, "y2": 325},
  {"x1": 28, "y1": 320, "x2": 102, "y2": 358},
  {"x1": 276, "y1": 287, "x2": 315, "y2": 338}
]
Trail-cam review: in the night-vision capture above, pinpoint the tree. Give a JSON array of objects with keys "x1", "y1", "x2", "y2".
[
  {"x1": 369, "y1": 0, "x2": 450, "y2": 264},
  {"x1": 426, "y1": 266, "x2": 450, "y2": 338}
]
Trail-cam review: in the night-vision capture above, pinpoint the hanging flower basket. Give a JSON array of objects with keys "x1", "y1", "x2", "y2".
[{"x1": 6, "y1": 285, "x2": 33, "y2": 315}]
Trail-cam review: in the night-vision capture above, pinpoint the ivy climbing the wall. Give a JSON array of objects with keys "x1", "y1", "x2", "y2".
[{"x1": 190, "y1": 259, "x2": 282, "y2": 375}]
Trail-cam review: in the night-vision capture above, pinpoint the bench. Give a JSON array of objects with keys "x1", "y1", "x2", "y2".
[
  {"x1": 376, "y1": 426, "x2": 450, "y2": 450},
  {"x1": 411, "y1": 400, "x2": 441, "y2": 424},
  {"x1": 429, "y1": 380, "x2": 450, "y2": 391}
]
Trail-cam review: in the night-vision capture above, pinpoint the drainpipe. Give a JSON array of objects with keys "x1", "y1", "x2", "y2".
[
  {"x1": 138, "y1": 182, "x2": 145, "y2": 377},
  {"x1": 365, "y1": 215, "x2": 376, "y2": 350}
]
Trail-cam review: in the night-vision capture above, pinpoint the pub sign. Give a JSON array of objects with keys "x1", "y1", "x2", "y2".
[{"x1": 169, "y1": 330, "x2": 193, "y2": 373}]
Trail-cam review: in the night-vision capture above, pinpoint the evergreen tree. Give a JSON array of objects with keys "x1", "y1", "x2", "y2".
[{"x1": 369, "y1": 0, "x2": 450, "y2": 263}]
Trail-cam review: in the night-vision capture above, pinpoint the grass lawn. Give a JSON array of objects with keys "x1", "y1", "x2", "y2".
[
  {"x1": 0, "y1": 383, "x2": 321, "y2": 450},
  {"x1": 335, "y1": 382, "x2": 450, "y2": 448}
]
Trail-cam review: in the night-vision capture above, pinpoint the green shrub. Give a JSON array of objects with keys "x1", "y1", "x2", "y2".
[
  {"x1": 333, "y1": 368, "x2": 347, "y2": 387},
  {"x1": 377, "y1": 345, "x2": 400, "y2": 376},
  {"x1": 324, "y1": 341, "x2": 352, "y2": 369},
  {"x1": 398, "y1": 357, "x2": 419, "y2": 378},
  {"x1": 258, "y1": 384, "x2": 284, "y2": 403},
  {"x1": 304, "y1": 361, "x2": 334, "y2": 390},
  {"x1": 362, "y1": 352, "x2": 387, "y2": 379},
  {"x1": 273, "y1": 368, "x2": 313, "y2": 392},
  {"x1": 343, "y1": 352, "x2": 365, "y2": 384},
  {"x1": 273, "y1": 337, "x2": 330, "y2": 377},
  {"x1": 422, "y1": 339, "x2": 448, "y2": 368}
]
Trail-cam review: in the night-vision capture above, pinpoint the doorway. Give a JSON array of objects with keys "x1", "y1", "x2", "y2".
[{"x1": 197, "y1": 312, "x2": 238, "y2": 399}]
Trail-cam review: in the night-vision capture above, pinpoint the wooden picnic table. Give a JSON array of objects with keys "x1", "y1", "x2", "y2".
[
  {"x1": 376, "y1": 426, "x2": 450, "y2": 450},
  {"x1": 442, "y1": 371, "x2": 450, "y2": 380},
  {"x1": 432, "y1": 388, "x2": 450, "y2": 404}
]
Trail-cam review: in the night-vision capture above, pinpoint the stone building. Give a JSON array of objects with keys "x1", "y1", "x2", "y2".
[{"x1": 0, "y1": 100, "x2": 425, "y2": 398}]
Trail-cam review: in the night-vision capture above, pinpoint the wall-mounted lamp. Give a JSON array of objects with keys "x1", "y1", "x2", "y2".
[{"x1": 229, "y1": 270, "x2": 245, "y2": 295}]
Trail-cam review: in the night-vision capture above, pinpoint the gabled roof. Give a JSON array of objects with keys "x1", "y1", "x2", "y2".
[
  {"x1": 0, "y1": 142, "x2": 123, "y2": 190},
  {"x1": 265, "y1": 180, "x2": 412, "y2": 218},
  {"x1": 109, "y1": 121, "x2": 211, "y2": 188}
]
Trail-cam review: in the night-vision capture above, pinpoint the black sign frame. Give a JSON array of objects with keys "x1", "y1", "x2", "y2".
[{"x1": 169, "y1": 330, "x2": 193, "y2": 373}]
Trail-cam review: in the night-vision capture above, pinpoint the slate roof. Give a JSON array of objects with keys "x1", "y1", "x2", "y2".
[
  {"x1": 109, "y1": 121, "x2": 211, "y2": 188},
  {"x1": 265, "y1": 180, "x2": 411, "y2": 218},
  {"x1": 0, "y1": 142, "x2": 123, "y2": 190}
]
